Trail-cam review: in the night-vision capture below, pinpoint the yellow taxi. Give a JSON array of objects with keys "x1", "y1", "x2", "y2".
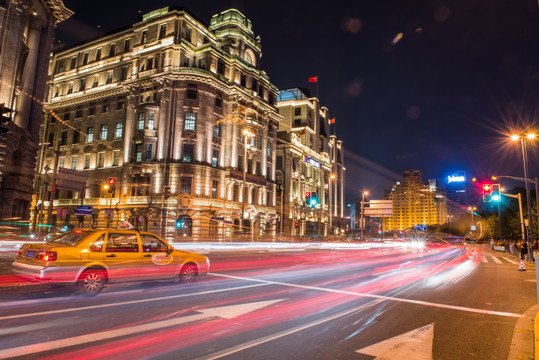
[{"x1": 12, "y1": 229, "x2": 210, "y2": 295}]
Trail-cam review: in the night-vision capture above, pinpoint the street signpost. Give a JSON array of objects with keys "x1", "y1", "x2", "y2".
[{"x1": 75, "y1": 206, "x2": 92, "y2": 216}]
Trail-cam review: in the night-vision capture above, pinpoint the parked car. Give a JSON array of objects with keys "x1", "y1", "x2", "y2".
[{"x1": 12, "y1": 229, "x2": 210, "y2": 295}]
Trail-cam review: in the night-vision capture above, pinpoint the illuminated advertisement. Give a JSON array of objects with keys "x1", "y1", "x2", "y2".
[
  {"x1": 447, "y1": 172, "x2": 465, "y2": 184},
  {"x1": 302, "y1": 155, "x2": 321, "y2": 168}
]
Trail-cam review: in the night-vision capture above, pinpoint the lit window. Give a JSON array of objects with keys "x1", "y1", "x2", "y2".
[
  {"x1": 87, "y1": 127, "x2": 94, "y2": 142},
  {"x1": 182, "y1": 144, "x2": 193, "y2": 162},
  {"x1": 146, "y1": 144, "x2": 152, "y2": 162},
  {"x1": 100, "y1": 124, "x2": 108, "y2": 140},
  {"x1": 184, "y1": 112, "x2": 196, "y2": 131},
  {"x1": 138, "y1": 113, "x2": 145, "y2": 130},
  {"x1": 115, "y1": 122, "x2": 123, "y2": 138},
  {"x1": 212, "y1": 149, "x2": 218, "y2": 167},
  {"x1": 148, "y1": 113, "x2": 155, "y2": 130},
  {"x1": 135, "y1": 144, "x2": 142, "y2": 162}
]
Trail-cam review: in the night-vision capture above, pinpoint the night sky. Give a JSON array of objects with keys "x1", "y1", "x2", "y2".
[{"x1": 58, "y1": 0, "x2": 539, "y2": 202}]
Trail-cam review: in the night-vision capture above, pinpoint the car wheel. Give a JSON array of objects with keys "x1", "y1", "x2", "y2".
[
  {"x1": 78, "y1": 269, "x2": 105, "y2": 296},
  {"x1": 179, "y1": 264, "x2": 197, "y2": 283}
]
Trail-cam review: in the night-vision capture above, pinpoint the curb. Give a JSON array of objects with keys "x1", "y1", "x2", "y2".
[{"x1": 508, "y1": 304, "x2": 536, "y2": 360}]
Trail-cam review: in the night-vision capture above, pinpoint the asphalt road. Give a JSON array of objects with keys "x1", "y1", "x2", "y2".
[{"x1": 0, "y1": 243, "x2": 536, "y2": 359}]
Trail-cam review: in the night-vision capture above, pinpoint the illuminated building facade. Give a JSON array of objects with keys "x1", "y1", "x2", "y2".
[
  {"x1": 40, "y1": 7, "x2": 281, "y2": 240},
  {"x1": 384, "y1": 170, "x2": 447, "y2": 231},
  {"x1": 0, "y1": 0, "x2": 72, "y2": 220},
  {"x1": 275, "y1": 88, "x2": 345, "y2": 236}
]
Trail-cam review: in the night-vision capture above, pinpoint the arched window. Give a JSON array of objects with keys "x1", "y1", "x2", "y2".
[{"x1": 176, "y1": 215, "x2": 192, "y2": 236}]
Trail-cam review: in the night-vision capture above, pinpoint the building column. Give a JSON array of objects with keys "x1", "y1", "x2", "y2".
[{"x1": 14, "y1": 19, "x2": 42, "y2": 129}]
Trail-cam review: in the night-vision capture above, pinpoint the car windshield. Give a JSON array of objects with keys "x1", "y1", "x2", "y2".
[{"x1": 46, "y1": 231, "x2": 90, "y2": 246}]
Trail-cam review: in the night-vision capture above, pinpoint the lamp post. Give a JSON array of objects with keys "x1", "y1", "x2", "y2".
[
  {"x1": 447, "y1": 214, "x2": 453, "y2": 236},
  {"x1": 360, "y1": 191, "x2": 369, "y2": 240},
  {"x1": 240, "y1": 128, "x2": 255, "y2": 238},
  {"x1": 329, "y1": 173, "x2": 336, "y2": 234},
  {"x1": 468, "y1": 206, "x2": 476, "y2": 233},
  {"x1": 511, "y1": 133, "x2": 536, "y2": 261},
  {"x1": 103, "y1": 184, "x2": 113, "y2": 228}
]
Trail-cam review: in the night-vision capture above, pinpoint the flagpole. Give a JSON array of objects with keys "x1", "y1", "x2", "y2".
[{"x1": 316, "y1": 75, "x2": 319, "y2": 99}]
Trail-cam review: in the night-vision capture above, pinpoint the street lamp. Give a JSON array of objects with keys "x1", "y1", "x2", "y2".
[
  {"x1": 360, "y1": 191, "x2": 369, "y2": 240},
  {"x1": 447, "y1": 214, "x2": 453, "y2": 236},
  {"x1": 468, "y1": 206, "x2": 476, "y2": 226},
  {"x1": 240, "y1": 128, "x2": 255, "y2": 238},
  {"x1": 329, "y1": 173, "x2": 336, "y2": 234},
  {"x1": 511, "y1": 133, "x2": 536, "y2": 261},
  {"x1": 103, "y1": 184, "x2": 113, "y2": 228}
]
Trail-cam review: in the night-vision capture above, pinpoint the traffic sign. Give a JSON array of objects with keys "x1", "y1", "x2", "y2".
[
  {"x1": 75, "y1": 206, "x2": 92, "y2": 216},
  {"x1": 414, "y1": 224, "x2": 427, "y2": 231}
]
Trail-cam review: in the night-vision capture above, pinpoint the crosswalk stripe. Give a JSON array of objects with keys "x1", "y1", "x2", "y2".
[
  {"x1": 491, "y1": 256, "x2": 503, "y2": 264},
  {"x1": 481, "y1": 256, "x2": 488, "y2": 263},
  {"x1": 502, "y1": 257, "x2": 518, "y2": 264}
]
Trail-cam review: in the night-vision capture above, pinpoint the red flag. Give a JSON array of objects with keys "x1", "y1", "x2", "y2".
[
  {"x1": 308, "y1": 76, "x2": 318, "y2": 83},
  {"x1": 302, "y1": 127, "x2": 306, "y2": 134},
  {"x1": 329, "y1": 118, "x2": 335, "y2": 124}
]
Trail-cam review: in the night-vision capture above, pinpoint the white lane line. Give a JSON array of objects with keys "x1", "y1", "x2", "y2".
[
  {"x1": 481, "y1": 256, "x2": 488, "y2": 263},
  {"x1": 0, "y1": 299, "x2": 282, "y2": 360},
  {"x1": 491, "y1": 256, "x2": 503, "y2": 264},
  {"x1": 208, "y1": 273, "x2": 521, "y2": 318},
  {"x1": 0, "y1": 283, "x2": 268, "y2": 321},
  {"x1": 194, "y1": 299, "x2": 386, "y2": 360},
  {"x1": 503, "y1": 257, "x2": 518, "y2": 264}
]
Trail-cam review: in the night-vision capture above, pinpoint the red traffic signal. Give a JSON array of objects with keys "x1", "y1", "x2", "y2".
[
  {"x1": 294, "y1": 222, "x2": 299, "y2": 228},
  {"x1": 305, "y1": 192, "x2": 311, "y2": 198},
  {"x1": 108, "y1": 177, "x2": 117, "y2": 185},
  {"x1": 482, "y1": 183, "x2": 492, "y2": 202}
]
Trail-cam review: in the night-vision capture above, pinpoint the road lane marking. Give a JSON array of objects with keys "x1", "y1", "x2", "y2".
[
  {"x1": 491, "y1": 256, "x2": 503, "y2": 264},
  {"x1": 356, "y1": 323, "x2": 434, "y2": 360},
  {"x1": 194, "y1": 299, "x2": 386, "y2": 360},
  {"x1": 0, "y1": 283, "x2": 268, "y2": 321},
  {"x1": 481, "y1": 256, "x2": 488, "y2": 263},
  {"x1": 0, "y1": 299, "x2": 282, "y2": 360},
  {"x1": 208, "y1": 273, "x2": 521, "y2": 318}
]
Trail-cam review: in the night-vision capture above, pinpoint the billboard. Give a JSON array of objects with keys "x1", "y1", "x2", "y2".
[{"x1": 363, "y1": 200, "x2": 393, "y2": 217}]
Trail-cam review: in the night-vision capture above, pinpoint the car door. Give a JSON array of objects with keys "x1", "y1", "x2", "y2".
[
  {"x1": 139, "y1": 234, "x2": 178, "y2": 280},
  {"x1": 104, "y1": 232, "x2": 142, "y2": 282}
]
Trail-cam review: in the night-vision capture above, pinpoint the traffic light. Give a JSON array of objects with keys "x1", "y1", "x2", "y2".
[
  {"x1": 176, "y1": 218, "x2": 184, "y2": 228},
  {"x1": 0, "y1": 103, "x2": 13, "y2": 135},
  {"x1": 294, "y1": 221, "x2": 299, "y2": 228},
  {"x1": 482, "y1": 184, "x2": 492, "y2": 202},
  {"x1": 305, "y1": 192, "x2": 311, "y2": 199},
  {"x1": 309, "y1": 192, "x2": 319, "y2": 207},
  {"x1": 491, "y1": 184, "x2": 501, "y2": 202},
  {"x1": 107, "y1": 177, "x2": 116, "y2": 193}
]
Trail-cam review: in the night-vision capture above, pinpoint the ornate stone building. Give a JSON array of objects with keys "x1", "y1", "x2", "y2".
[
  {"x1": 384, "y1": 170, "x2": 448, "y2": 231},
  {"x1": 275, "y1": 88, "x2": 345, "y2": 236},
  {"x1": 40, "y1": 7, "x2": 281, "y2": 240},
  {"x1": 0, "y1": 0, "x2": 72, "y2": 220}
]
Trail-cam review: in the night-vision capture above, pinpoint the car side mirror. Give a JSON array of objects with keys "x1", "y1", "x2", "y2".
[{"x1": 166, "y1": 247, "x2": 173, "y2": 256}]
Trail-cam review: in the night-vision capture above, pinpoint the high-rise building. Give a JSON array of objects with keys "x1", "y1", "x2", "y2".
[
  {"x1": 384, "y1": 170, "x2": 447, "y2": 231},
  {"x1": 437, "y1": 171, "x2": 470, "y2": 215},
  {"x1": 39, "y1": 7, "x2": 281, "y2": 240},
  {"x1": 0, "y1": 0, "x2": 72, "y2": 220},
  {"x1": 275, "y1": 88, "x2": 345, "y2": 236}
]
